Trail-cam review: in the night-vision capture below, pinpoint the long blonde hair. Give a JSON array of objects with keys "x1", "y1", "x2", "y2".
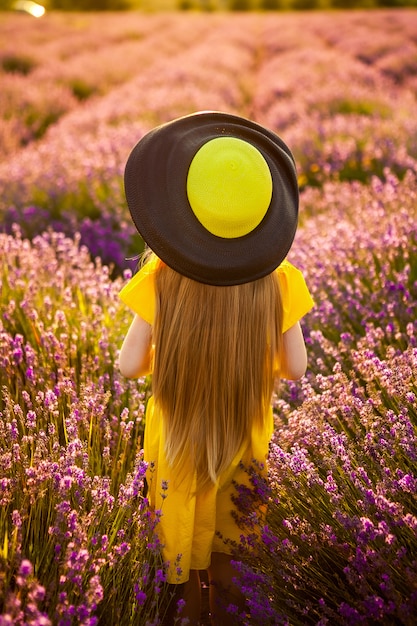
[{"x1": 151, "y1": 258, "x2": 283, "y2": 489}]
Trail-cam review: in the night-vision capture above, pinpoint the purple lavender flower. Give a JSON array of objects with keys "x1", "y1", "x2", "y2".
[{"x1": 18, "y1": 559, "x2": 33, "y2": 578}]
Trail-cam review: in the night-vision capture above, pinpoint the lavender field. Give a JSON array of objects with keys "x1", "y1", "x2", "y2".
[{"x1": 1, "y1": 8, "x2": 417, "y2": 625}]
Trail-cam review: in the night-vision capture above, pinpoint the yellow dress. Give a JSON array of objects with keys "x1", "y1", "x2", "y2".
[{"x1": 119, "y1": 258, "x2": 314, "y2": 584}]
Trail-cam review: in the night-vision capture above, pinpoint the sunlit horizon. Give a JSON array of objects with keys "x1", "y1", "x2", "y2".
[{"x1": 13, "y1": 0, "x2": 45, "y2": 17}]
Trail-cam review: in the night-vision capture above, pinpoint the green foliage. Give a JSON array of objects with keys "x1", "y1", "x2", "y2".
[
  {"x1": 258, "y1": 0, "x2": 284, "y2": 9},
  {"x1": 292, "y1": 0, "x2": 319, "y2": 9},
  {"x1": 1, "y1": 54, "x2": 37, "y2": 75},
  {"x1": 69, "y1": 78, "x2": 98, "y2": 101},
  {"x1": 328, "y1": 99, "x2": 392, "y2": 118},
  {"x1": 50, "y1": 0, "x2": 134, "y2": 8},
  {"x1": 228, "y1": 0, "x2": 252, "y2": 9}
]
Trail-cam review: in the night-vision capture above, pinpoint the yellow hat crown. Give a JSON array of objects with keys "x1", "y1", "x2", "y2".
[{"x1": 186, "y1": 137, "x2": 273, "y2": 239}]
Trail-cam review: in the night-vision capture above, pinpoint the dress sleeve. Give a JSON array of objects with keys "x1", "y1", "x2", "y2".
[
  {"x1": 276, "y1": 259, "x2": 314, "y2": 333},
  {"x1": 118, "y1": 257, "x2": 159, "y2": 324}
]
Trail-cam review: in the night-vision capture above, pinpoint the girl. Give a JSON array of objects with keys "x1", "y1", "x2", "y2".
[{"x1": 118, "y1": 111, "x2": 314, "y2": 625}]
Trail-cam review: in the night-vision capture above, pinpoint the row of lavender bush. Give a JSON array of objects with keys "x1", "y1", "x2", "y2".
[
  {"x1": 233, "y1": 173, "x2": 417, "y2": 624},
  {"x1": 0, "y1": 230, "x2": 178, "y2": 624},
  {"x1": 1, "y1": 10, "x2": 417, "y2": 274},
  {"x1": 1, "y1": 174, "x2": 416, "y2": 625},
  {"x1": 1, "y1": 8, "x2": 417, "y2": 625}
]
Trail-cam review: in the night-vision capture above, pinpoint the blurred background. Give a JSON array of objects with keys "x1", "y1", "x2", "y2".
[{"x1": 2, "y1": 0, "x2": 417, "y2": 15}]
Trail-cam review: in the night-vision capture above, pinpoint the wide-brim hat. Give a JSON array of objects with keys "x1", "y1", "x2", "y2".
[{"x1": 124, "y1": 111, "x2": 299, "y2": 286}]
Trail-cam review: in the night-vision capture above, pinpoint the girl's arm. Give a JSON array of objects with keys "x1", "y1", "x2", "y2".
[
  {"x1": 280, "y1": 322, "x2": 308, "y2": 381},
  {"x1": 118, "y1": 314, "x2": 152, "y2": 378}
]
